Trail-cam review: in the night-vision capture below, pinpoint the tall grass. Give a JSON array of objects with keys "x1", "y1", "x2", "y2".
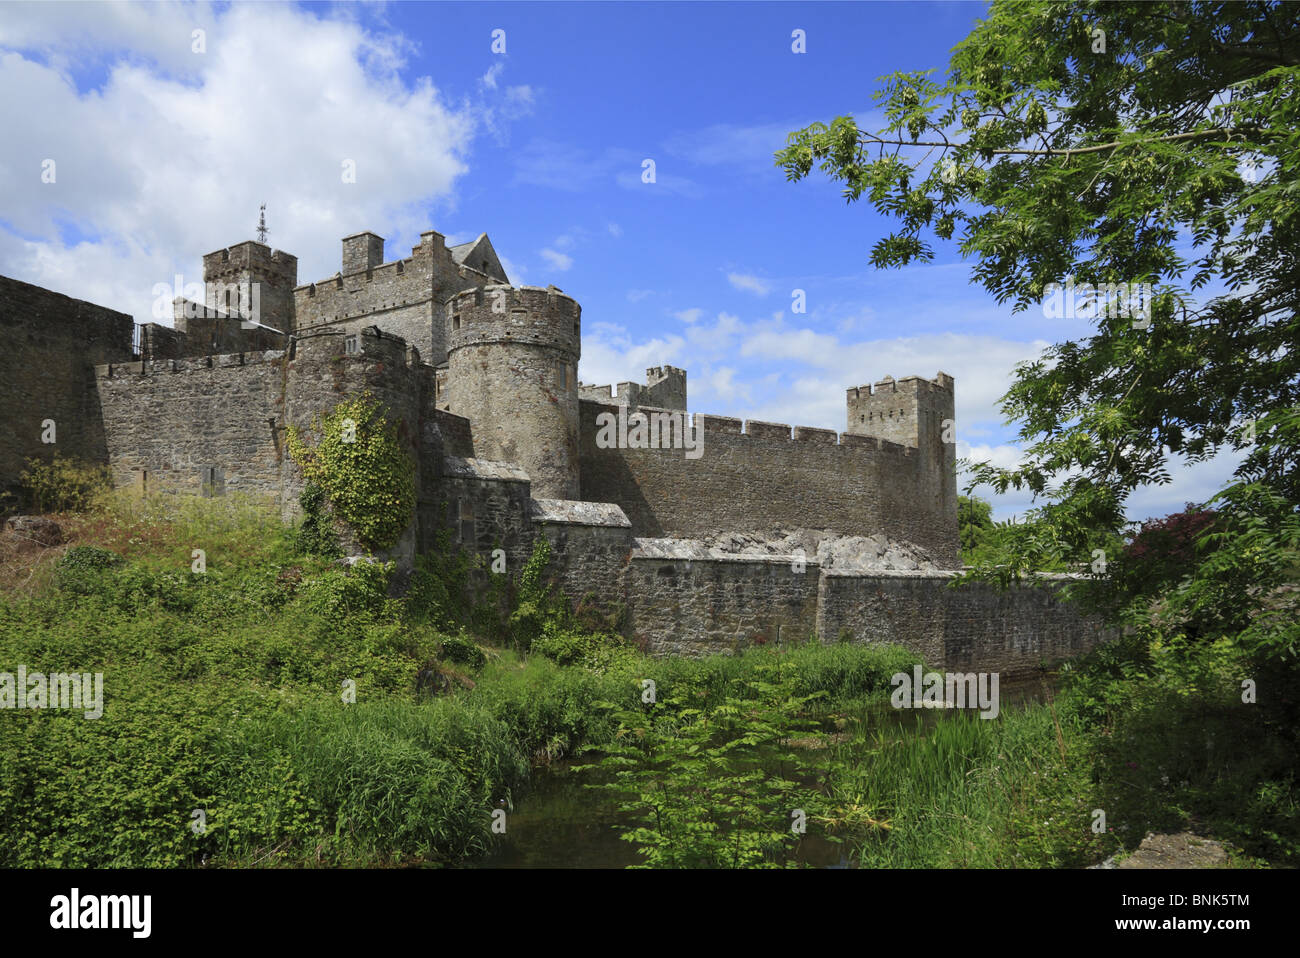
[{"x1": 829, "y1": 703, "x2": 1104, "y2": 868}]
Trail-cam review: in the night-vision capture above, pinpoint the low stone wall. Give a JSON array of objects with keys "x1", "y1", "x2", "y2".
[
  {"x1": 817, "y1": 570, "x2": 1113, "y2": 677},
  {"x1": 626, "y1": 541, "x2": 822, "y2": 656},
  {"x1": 531, "y1": 499, "x2": 633, "y2": 620},
  {"x1": 424, "y1": 456, "x2": 536, "y2": 575},
  {"x1": 620, "y1": 548, "x2": 1112, "y2": 671}
]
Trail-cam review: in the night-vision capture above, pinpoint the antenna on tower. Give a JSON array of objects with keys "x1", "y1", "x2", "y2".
[{"x1": 256, "y1": 204, "x2": 268, "y2": 244}]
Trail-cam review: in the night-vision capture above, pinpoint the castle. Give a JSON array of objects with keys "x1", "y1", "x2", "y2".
[{"x1": 0, "y1": 226, "x2": 1107, "y2": 674}]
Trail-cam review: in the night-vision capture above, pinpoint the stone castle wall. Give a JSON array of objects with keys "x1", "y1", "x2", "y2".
[
  {"x1": 1, "y1": 276, "x2": 135, "y2": 496},
  {"x1": 95, "y1": 350, "x2": 286, "y2": 498},
  {"x1": 578, "y1": 401, "x2": 961, "y2": 567},
  {"x1": 816, "y1": 570, "x2": 1113, "y2": 677},
  {"x1": 0, "y1": 233, "x2": 1111, "y2": 675},
  {"x1": 618, "y1": 546, "x2": 1110, "y2": 674},
  {"x1": 625, "y1": 544, "x2": 822, "y2": 656},
  {"x1": 531, "y1": 499, "x2": 633, "y2": 614}
]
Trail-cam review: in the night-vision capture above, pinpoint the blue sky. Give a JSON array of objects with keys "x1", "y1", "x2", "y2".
[{"x1": 0, "y1": 1, "x2": 1239, "y2": 522}]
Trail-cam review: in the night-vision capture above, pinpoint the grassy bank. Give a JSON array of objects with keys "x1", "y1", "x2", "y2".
[
  {"x1": 820, "y1": 632, "x2": 1299, "y2": 868},
  {"x1": 0, "y1": 493, "x2": 914, "y2": 867},
  {"x1": 2, "y1": 491, "x2": 1294, "y2": 868}
]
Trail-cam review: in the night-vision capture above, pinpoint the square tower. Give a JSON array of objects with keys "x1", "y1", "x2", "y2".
[
  {"x1": 342, "y1": 232, "x2": 385, "y2": 274},
  {"x1": 846, "y1": 372, "x2": 954, "y2": 449},
  {"x1": 846, "y1": 372, "x2": 957, "y2": 530},
  {"x1": 200, "y1": 240, "x2": 298, "y2": 333}
]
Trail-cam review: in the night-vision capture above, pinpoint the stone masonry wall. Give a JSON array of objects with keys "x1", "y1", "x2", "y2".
[
  {"x1": 627, "y1": 544, "x2": 823, "y2": 656},
  {"x1": 579, "y1": 400, "x2": 960, "y2": 567},
  {"x1": 0, "y1": 276, "x2": 135, "y2": 495},
  {"x1": 294, "y1": 231, "x2": 498, "y2": 367},
  {"x1": 817, "y1": 571, "x2": 1113, "y2": 677},
  {"x1": 532, "y1": 499, "x2": 633, "y2": 619},
  {"x1": 95, "y1": 350, "x2": 285, "y2": 497},
  {"x1": 422, "y1": 457, "x2": 537, "y2": 583}
]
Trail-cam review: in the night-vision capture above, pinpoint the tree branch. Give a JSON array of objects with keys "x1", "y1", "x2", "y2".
[{"x1": 857, "y1": 126, "x2": 1245, "y2": 157}]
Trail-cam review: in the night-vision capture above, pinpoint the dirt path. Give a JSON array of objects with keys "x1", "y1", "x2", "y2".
[{"x1": 1092, "y1": 832, "x2": 1230, "y2": 869}]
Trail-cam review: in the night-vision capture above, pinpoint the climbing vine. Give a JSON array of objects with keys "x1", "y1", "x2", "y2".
[{"x1": 285, "y1": 393, "x2": 415, "y2": 551}]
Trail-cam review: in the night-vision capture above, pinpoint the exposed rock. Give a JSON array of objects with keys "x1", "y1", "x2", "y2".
[
  {"x1": 1090, "y1": 832, "x2": 1230, "y2": 869},
  {"x1": 4, "y1": 515, "x2": 64, "y2": 546},
  {"x1": 695, "y1": 527, "x2": 940, "y2": 572}
]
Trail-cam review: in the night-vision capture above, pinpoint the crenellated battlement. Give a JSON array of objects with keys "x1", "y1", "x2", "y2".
[
  {"x1": 847, "y1": 371, "x2": 954, "y2": 400},
  {"x1": 202, "y1": 241, "x2": 298, "y2": 279},
  {"x1": 95, "y1": 348, "x2": 289, "y2": 379},
  {"x1": 446, "y1": 284, "x2": 581, "y2": 357},
  {"x1": 845, "y1": 370, "x2": 955, "y2": 452},
  {"x1": 581, "y1": 364, "x2": 686, "y2": 410},
  {"x1": 578, "y1": 400, "x2": 917, "y2": 459}
]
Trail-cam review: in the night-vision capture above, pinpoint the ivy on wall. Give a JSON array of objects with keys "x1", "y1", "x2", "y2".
[{"x1": 285, "y1": 393, "x2": 415, "y2": 552}]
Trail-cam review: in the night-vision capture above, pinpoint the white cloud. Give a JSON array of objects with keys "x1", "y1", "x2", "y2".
[
  {"x1": 674, "y1": 307, "x2": 703, "y2": 323},
  {"x1": 481, "y1": 61, "x2": 504, "y2": 90},
  {"x1": 540, "y1": 248, "x2": 573, "y2": 272},
  {"x1": 727, "y1": 272, "x2": 771, "y2": 295},
  {"x1": 703, "y1": 366, "x2": 749, "y2": 403},
  {"x1": 607, "y1": 222, "x2": 622, "y2": 238},
  {"x1": 578, "y1": 321, "x2": 686, "y2": 390},
  {"x1": 501, "y1": 83, "x2": 534, "y2": 115},
  {"x1": 0, "y1": 4, "x2": 481, "y2": 322},
  {"x1": 627, "y1": 289, "x2": 654, "y2": 302}
]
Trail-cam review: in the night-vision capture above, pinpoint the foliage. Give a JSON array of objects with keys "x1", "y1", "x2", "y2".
[
  {"x1": 285, "y1": 393, "x2": 415, "y2": 551},
  {"x1": 958, "y1": 494, "x2": 994, "y2": 557},
  {"x1": 1059, "y1": 633, "x2": 1300, "y2": 865},
  {"x1": 583, "y1": 663, "x2": 834, "y2": 868},
  {"x1": 19, "y1": 455, "x2": 111, "y2": 514},
  {"x1": 778, "y1": 0, "x2": 1300, "y2": 662},
  {"x1": 438, "y1": 632, "x2": 486, "y2": 670},
  {"x1": 832, "y1": 703, "x2": 1105, "y2": 868},
  {"x1": 0, "y1": 490, "x2": 932, "y2": 867},
  {"x1": 292, "y1": 483, "x2": 341, "y2": 558},
  {"x1": 54, "y1": 545, "x2": 124, "y2": 594},
  {"x1": 405, "y1": 530, "x2": 479, "y2": 633},
  {"x1": 507, "y1": 536, "x2": 555, "y2": 651}
]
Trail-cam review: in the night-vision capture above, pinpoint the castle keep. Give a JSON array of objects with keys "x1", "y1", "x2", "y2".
[{"x1": 0, "y1": 226, "x2": 1108, "y2": 674}]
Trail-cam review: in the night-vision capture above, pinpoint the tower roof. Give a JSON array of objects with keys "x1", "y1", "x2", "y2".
[{"x1": 448, "y1": 233, "x2": 508, "y2": 283}]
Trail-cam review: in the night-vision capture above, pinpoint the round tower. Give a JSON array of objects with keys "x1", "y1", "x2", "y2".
[{"x1": 444, "y1": 284, "x2": 581, "y2": 499}]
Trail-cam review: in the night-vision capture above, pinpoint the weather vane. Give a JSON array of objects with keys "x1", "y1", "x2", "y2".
[{"x1": 256, "y1": 204, "x2": 268, "y2": 244}]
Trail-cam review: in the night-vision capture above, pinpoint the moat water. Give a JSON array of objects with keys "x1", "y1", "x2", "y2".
[{"x1": 460, "y1": 675, "x2": 1059, "y2": 869}]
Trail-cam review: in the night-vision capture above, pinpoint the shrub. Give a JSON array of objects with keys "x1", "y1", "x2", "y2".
[
  {"x1": 293, "y1": 561, "x2": 395, "y2": 628},
  {"x1": 438, "y1": 632, "x2": 486, "y2": 670},
  {"x1": 55, "y1": 545, "x2": 124, "y2": 594},
  {"x1": 19, "y1": 455, "x2": 111, "y2": 513},
  {"x1": 285, "y1": 394, "x2": 416, "y2": 551}
]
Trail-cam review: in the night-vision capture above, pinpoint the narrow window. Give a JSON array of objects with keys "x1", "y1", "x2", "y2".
[
  {"x1": 452, "y1": 314, "x2": 461, "y2": 330},
  {"x1": 458, "y1": 498, "x2": 475, "y2": 544},
  {"x1": 344, "y1": 335, "x2": 359, "y2": 355}
]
